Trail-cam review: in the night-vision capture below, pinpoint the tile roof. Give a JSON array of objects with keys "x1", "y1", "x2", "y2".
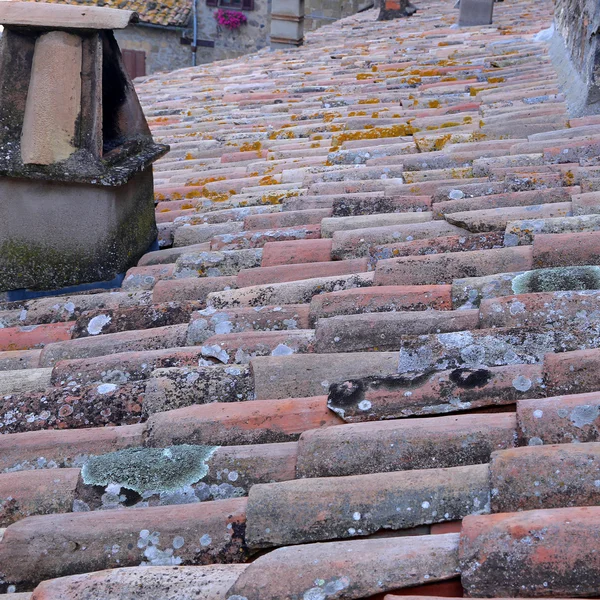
[
  {"x1": 5, "y1": 0, "x2": 600, "y2": 597},
  {"x1": 18, "y1": 0, "x2": 193, "y2": 27}
]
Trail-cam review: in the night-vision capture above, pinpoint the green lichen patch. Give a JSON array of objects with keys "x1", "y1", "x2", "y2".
[
  {"x1": 81, "y1": 445, "x2": 218, "y2": 494},
  {"x1": 512, "y1": 266, "x2": 600, "y2": 295}
]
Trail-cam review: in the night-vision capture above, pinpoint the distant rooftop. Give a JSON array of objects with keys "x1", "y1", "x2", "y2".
[{"x1": 18, "y1": 0, "x2": 193, "y2": 27}]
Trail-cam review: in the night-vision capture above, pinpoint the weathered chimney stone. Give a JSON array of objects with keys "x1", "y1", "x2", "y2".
[
  {"x1": 458, "y1": 0, "x2": 494, "y2": 26},
  {"x1": 549, "y1": 0, "x2": 600, "y2": 115},
  {"x1": 0, "y1": 3, "x2": 168, "y2": 294}
]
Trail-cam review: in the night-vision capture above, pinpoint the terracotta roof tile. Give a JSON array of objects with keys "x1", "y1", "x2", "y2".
[{"x1": 7, "y1": 0, "x2": 600, "y2": 595}]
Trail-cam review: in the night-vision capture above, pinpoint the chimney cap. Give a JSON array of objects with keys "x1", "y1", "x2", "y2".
[{"x1": 0, "y1": 2, "x2": 139, "y2": 30}]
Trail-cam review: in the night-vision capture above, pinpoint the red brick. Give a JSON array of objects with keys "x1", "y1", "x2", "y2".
[
  {"x1": 121, "y1": 264, "x2": 176, "y2": 291},
  {"x1": 207, "y1": 271, "x2": 374, "y2": 309},
  {"x1": 228, "y1": 533, "x2": 461, "y2": 600},
  {"x1": 479, "y1": 290, "x2": 600, "y2": 329},
  {"x1": 245, "y1": 464, "x2": 488, "y2": 547},
  {"x1": 0, "y1": 468, "x2": 79, "y2": 526},
  {"x1": 297, "y1": 412, "x2": 516, "y2": 478},
  {"x1": 261, "y1": 238, "x2": 333, "y2": 267},
  {"x1": 372, "y1": 232, "x2": 505, "y2": 260},
  {"x1": 0, "y1": 322, "x2": 74, "y2": 351},
  {"x1": 154, "y1": 185, "x2": 205, "y2": 202},
  {"x1": 39, "y1": 324, "x2": 189, "y2": 367},
  {"x1": 210, "y1": 225, "x2": 321, "y2": 251},
  {"x1": 0, "y1": 349, "x2": 41, "y2": 370},
  {"x1": 50, "y1": 347, "x2": 213, "y2": 387},
  {"x1": 188, "y1": 304, "x2": 311, "y2": 342},
  {"x1": 490, "y1": 443, "x2": 600, "y2": 512},
  {"x1": 460, "y1": 507, "x2": 600, "y2": 597},
  {"x1": 146, "y1": 396, "x2": 342, "y2": 446},
  {"x1": 221, "y1": 149, "x2": 268, "y2": 163},
  {"x1": 237, "y1": 258, "x2": 368, "y2": 287},
  {"x1": 314, "y1": 308, "x2": 479, "y2": 353},
  {"x1": 30, "y1": 565, "x2": 247, "y2": 600},
  {"x1": 572, "y1": 191, "x2": 600, "y2": 215},
  {"x1": 0, "y1": 498, "x2": 248, "y2": 591},
  {"x1": 0, "y1": 424, "x2": 145, "y2": 473},
  {"x1": 152, "y1": 276, "x2": 237, "y2": 303},
  {"x1": 137, "y1": 243, "x2": 211, "y2": 267},
  {"x1": 517, "y1": 391, "x2": 600, "y2": 445},
  {"x1": 544, "y1": 139, "x2": 600, "y2": 164},
  {"x1": 532, "y1": 230, "x2": 600, "y2": 268},
  {"x1": 328, "y1": 363, "x2": 545, "y2": 422},
  {"x1": 251, "y1": 352, "x2": 398, "y2": 399},
  {"x1": 244, "y1": 208, "x2": 331, "y2": 230},
  {"x1": 200, "y1": 329, "x2": 315, "y2": 363},
  {"x1": 155, "y1": 198, "x2": 200, "y2": 213},
  {"x1": 309, "y1": 285, "x2": 452, "y2": 325},
  {"x1": 155, "y1": 208, "x2": 195, "y2": 224},
  {"x1": 543, "y1": 348, "x2": 600, "y2": 396},
  {"x1": 374, "y1": 246, "x2": 534, "y2": 286}
]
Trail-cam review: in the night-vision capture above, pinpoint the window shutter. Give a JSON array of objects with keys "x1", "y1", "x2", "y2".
[
  {"x1": 121, "y1": 49, "x2": 146, "y2": 79},
  {"x1": 135, "y1": 50, "x2": 146, "y2": 78},
  {"x1": 121, "y1": 49, "x2": 135, "y2": 79}
]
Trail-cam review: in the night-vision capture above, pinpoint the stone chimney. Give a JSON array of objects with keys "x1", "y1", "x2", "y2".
[
  {"x1": 270, "y1": 0, "x2": 305, "y2": 48},
  {"x1": 458, "y1": 0, "x2": 494, "y2": 27},
  {"x1": 0, "y1": 2, "x2": 168, "y2": 294},
  {"x1": 549, "y1": 0, "x2": 600, "y2": 116}
]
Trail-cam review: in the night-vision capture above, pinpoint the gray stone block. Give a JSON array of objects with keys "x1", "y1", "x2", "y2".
[{"x1": 458, "y1": 0, "x2": 493, "y2": 26}]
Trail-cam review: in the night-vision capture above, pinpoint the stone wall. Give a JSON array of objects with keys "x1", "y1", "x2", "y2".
[
  {"x1": 196, "y1": 0, "x2": 271, "y2": 64},
  {"x1": 114, "y1": 25, "x2": 192, "y2": 75},
  {"x1": 305, "y1": 0, "x2": 374, "y2": 31},
  {"x1": 551, "y1": 0, "x2": 600, "y2": 114}
]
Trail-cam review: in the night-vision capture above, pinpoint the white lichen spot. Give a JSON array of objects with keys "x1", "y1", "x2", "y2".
[
  {"x1": 172, "y1": 536, "x2": 185, "y2": 549},
  {"x1": 421, "y1": 501, "x2": 430, "y2": 509},
  {"x1": 512, "y1": 375, "x2": 532, "y2": 392},
  {"x1": 87, "y1": 314, "x2": 112, "y2": 336},
  {"x1": 508, "y1": 300, "x2": 526, "y2": 315},
  {"x1": 201, "y1": 344, "x2": 230, "y2": 364},
  {"x1": 200, "y1": 533, "x2": 212, "y2": 546},
  {"x1": 533, "y1": 409, "x2": 543, "y2": 419},
  {"x1": 215, "y1": 320, "x2": 233, "y2": 335},
  {"x1": 303, "y1": 589, "x2": 326, "y2": 600},
  {"x1": 357, "y1": 400, "x2": 372, "y2": 411},
  {"x1": 570, "y1": 404, "x2": 600, "y2": 429},
  {"x1": 352, "y1": 511, "x2": 361, "y2": 521},
  {"x1": 271, "y1": 344, "x2": 294, "y2": 356},
  {"x1": 97, "y1": 383, "x2": 117, "y2": 395}
]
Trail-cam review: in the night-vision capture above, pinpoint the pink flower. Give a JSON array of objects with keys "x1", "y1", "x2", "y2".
[{"x1": 214, "y1": 9, "x2": 247, "y2": 30}]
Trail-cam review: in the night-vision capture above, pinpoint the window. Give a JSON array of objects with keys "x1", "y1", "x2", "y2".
[
  {"x1": 121, "y1": 49, "x2": 146, "y2": 80},
  {"x1": 207, "y1": 0, "x2": 254, "y2": 9}
]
